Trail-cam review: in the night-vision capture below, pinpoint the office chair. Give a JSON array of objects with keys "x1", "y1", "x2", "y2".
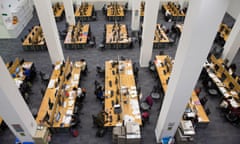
[
  {"x1": 96, "y1": 66, "x2": 105, "y2": 78},
  {"x1": 202, "y1": 78, "x2": 218, "y2": 96},
  {"x1": 200, "y1": 96, "x2": 208, "y2": 107},
  {"x1": 19, "y1": 59, "x2": 25, "y2": 65},
  {"x1": 148, "y1": 60, "x2": 157, "y2": 79},
  {"x1": 151, "y1": 85, "x2": 161, "y2": 99},
  {"x1": 133, "y1": 67, "x2": 139, "y2": 85},
  {"x1": 205, "y1": 107, "x2": 211, "y2": 116},
  {"x1": 141, "y1": 111, "x2": 150, "y2": 126},
  {"x1": 140, "y1": 95, "x2": 153, "y2": 111},
  {"x1": 70, "y1": 114, "x2": 80, "y2": 128},
  {"x1": 39, "y1": 71, "x2": 50, "y2": 85},
  {"x1": 94, "y1": 80, "x2": 101, "y2": 90},
  {"x1": 40, "y1": 86, "x2": 45, "y2": 98}
]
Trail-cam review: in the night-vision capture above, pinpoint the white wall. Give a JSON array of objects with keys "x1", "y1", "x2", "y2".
[{"x1": 227, "y1": 0, "x2": 240, "y2": 19}]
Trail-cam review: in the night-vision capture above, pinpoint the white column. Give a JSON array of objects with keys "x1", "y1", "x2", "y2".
[
  {"x1": 128, "y1": 0, "x2": 132, "y2": 10},
  {"x1": 131, "y1": 0, "x2": 141, "y2": 31},
  {"x1": 63, "y1": 0, "x2": 76, "y2": 25},
  {"x1": 34, "y1": 0, "x2": 65, "y2": 64},
  {"x1": 222, "y1": 13, "x2": 240, "y2": 65},
  {"x1": 139, "y1": 0, "x2": 159, "y2": 67},
  {"x1": 155, "y1": 0, "x2": 229, "y2": 143},
  {"x1": 0, "y1": 57, "x2": 37, "y2": 142},
  {"x1": 76, "y1": 0, "x2": 82, "y2": 6}
]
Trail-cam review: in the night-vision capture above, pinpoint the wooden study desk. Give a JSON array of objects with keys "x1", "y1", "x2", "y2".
[
  {"x1": 6, "y1": 57, "x2": 33, "y2": 88},
  {"x1": 22, "y1": 26, "x2": 46, "y2": 51},
  {"x1": 105, "y1": 24, "x2": 132, "y2": 49},
  {"x1": 104, "y1": 60, "x2": 142, "y2": 127},
  {"x1": 155, "y1": 55, "x2": 210, "y2": 124},
  {"x1": 36, "y1": 58, "x2": 82, "y2": 129},
  {"x1": 140, "y1": 1, "x2": 145, "y2": 19},
  {"x1": 153, "y1": 24, "x2": 171, "y2": 48},
  {"x1": 52, "y1": 2, "x2": 64, "y2": 21},
  {"x1": 75, "y1": 3, "x2": 93, "y2": 21},
  {"x1": 162, "y1": 2, "x2": 185, "y2": 21},
  {"x1": 204, "y1": 55, "x2": 240, "y2": 123},
  {"x1": 205, "y1": 55, "x2": 240, "y2": 99},
  {"x1": 218, "y1": 24, "x2": 231, "y2": 42},
  {"x1": 0, "y1": 117, "x2": 3, "y2": 126},
  {"x1": 106, "y1": 3, "x2": 124, "y2": 21},
  {"x1": 64, "y1": 22, "x2": 90, "y2": 49},
  {"x1": 105, "y1": 24, "x2": 132, "y2": 48}
]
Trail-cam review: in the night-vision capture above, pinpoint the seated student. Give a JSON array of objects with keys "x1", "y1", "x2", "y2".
[
  {"x1": 228, "y1": 63, "x2": 237, "y2": 76},
  {"x1": 141, "y1": 111, "x2": 150, "y2": 126},
  {"x1": 80, "y1": 59, "x2": 87, "y2": 74},
  {"x1": 95, "y1": 86, "x2": 104, "y2": 102},
  {"x1": 145, "y1": 95, "x2": 153, "y2": 108},
  {"x1": 23, "y1": 67, "x2": 31, "y2": 77}
]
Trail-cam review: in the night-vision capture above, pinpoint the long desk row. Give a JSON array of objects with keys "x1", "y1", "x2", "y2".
[
  {"x1": 36, "y1": 58, "x2": 82, "y2": 129},
  {"x1": 218, "y1": 24, "x2": 231, "y2": 42},
  {"x1": 162, "y1": 2, "x2": 185, "y2": 21},
  {"x1": 22, "y1": 26, "x2": 46, "y2": 51},
  {"x1": 104, "y1": 60, "x2": 142, "y2": 127},
  {"x1": 64, "y1": 22, "x2": 90, "y2": 49},
  {"x1": 154, "y1": 24, "x2": 171, "y2": 48},
  {"x1": 52, "y1": 2, "x2": 65, "y2": 21},
  {"x1": 205, "y1": 55, "x2": 240, "y2": 106},
  {"x1": 204, "y1": 55, "x2": 240, "y2": 122},
  {"x1": 140, "y1": 2, "x2": 145, "y2": 19},
  {"x1": 154, "y1": 55, "x2": 210, "y2": 124},
  {"x1": 105, "y1": 24, "x2": 132, "y2": 49},
  {"x1": 75, "y1": 3, "x2": 94, "y2": 21},
  {"x1": 106, "y1": 3, "x2": 125, "y2": 21}
]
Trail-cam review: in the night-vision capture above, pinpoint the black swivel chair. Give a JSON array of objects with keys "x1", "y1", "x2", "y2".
[
  {"x1": 39, "y1": 71, "x2": 50, "y2": 85},
  {"x1": 200, "y1": 96, "x2": 208, "y2": 107},
  {"x1": 96, "y1": 66, "x2": 105, "y2": 78}
]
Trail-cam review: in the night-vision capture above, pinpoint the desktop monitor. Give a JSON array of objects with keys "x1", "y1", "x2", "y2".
[
  {"x1": 229, "y1": 82, "x2": 235, "y2": 90},
  {"x1": 48, "y1": 98, "x2": 53, "y2": 110},
  {"x1": 58, "y1": 96, "x2": 64, "y2": 106},
  {"x1": 55, "y1": 90, "x2": 58, "y2": 97},
  {"x1": 220, "y1": 73, "x2": 227, "y2": 82},
  {"x1": 66, "y1": 72, "x2": 72, "y2": 80},
  {"x1": 8, "y1": 61, "x2": 13, "y2": 68},
  {"x1": 111, "y1": 90, "x2": 114, "y2": 97},
  {"x1": 214, "y1": 64, "x2": 220, "y2": 71},
  {"x1": 43, "y1": 112, "x2": 50, "y2": 122},
  {"x1": 55, "y1": 111, "x2": 61, "y2": 122},
  {"x1": 166, "y1": 65, "x2": 170, "y2": 73},
  {"x1": 114, "y1": 104, "x2": 122, "y2": 114},
  {"x1": 115, "y1": 77, "x2": 118, "y2": 84}
]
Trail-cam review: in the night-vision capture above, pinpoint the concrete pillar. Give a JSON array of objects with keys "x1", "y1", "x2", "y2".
[
  {"x1": 33, "y1": 0, "x2": 65, "y2": 64},
  {"x1": 0, "y1": 57, "x2": 37, "y2": 142},
  {"x1": 76, "y1": 0, "x2": 82, "y2": 6},
  {"x1": 131, "y1": 0, "x2": 141, "y2": 31},
  {"x1": 139, "y1": 0, "x2": 159, "y2": 67},
  {"x1": 222, "y1": 13, "x2": 240, "y2": 65},
  {"x1": 128, "y1": 0, "x2": 132, "y2": 10},
  {"x1": 63, "y1": 0, "x2": 76, "y2": 25},
  {"x1": 155, "y1": 0, "x2": 229, "y2": 143}
]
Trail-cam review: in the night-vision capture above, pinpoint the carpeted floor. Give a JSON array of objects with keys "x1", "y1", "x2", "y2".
[{"x1": 0, "y1": 7, "x2": 240, "y2": 144}]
